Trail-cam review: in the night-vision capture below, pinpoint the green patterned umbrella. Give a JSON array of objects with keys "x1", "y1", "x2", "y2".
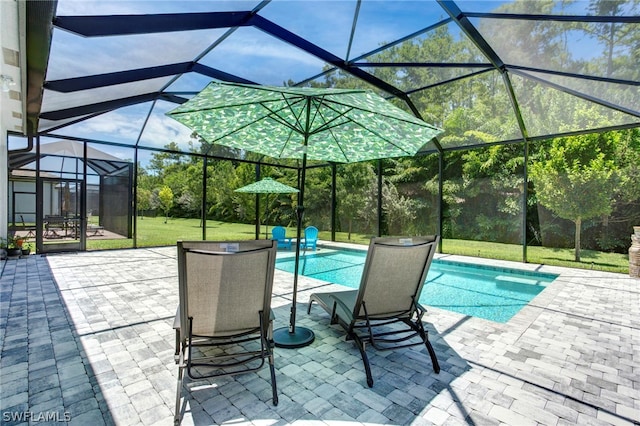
[
  {"x1": 235, "y1": 177, "x2": 298, "y2": 239},
  {"x1": 167, "y1": 82, "x2": 443, "y2": 348},
  {"x1": 167, "y1": 82, "x2": 442, "y2": 163}
]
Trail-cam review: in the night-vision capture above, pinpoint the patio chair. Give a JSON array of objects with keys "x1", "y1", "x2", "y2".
[
  {"x1": 20, "y1": 215, "x2": 36, "y2": 239},
  {"x1": 271, "y1": 225, "x2": 292, "y2": 250},
  {"x1": 43, "y1": 215, "x2": 66, "y2": 238},
  {"x1": 173, "y1": 240, "x2": 279, "y2": 424},
  {"x1": 307, "y1": 235, "x2": 441, "y2": 387},
  {"x1": 300, "y1": 226, "x2": 318, "y2": 251}
]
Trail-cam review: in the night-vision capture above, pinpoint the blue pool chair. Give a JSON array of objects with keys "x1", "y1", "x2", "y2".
[
  {"x1": 300, "y1": 226, "x2": 318, "y2": 251},
  {"x1": 271, "y1": 226, "x2": 292, "y2": 250},
  {"x1": 307, "y1": 235, "x2": 441, "y2": 387}
]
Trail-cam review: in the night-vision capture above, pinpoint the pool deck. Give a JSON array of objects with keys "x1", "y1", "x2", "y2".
[{"x1": 1, "y1": 244, "x2": 638, "y2": 425}]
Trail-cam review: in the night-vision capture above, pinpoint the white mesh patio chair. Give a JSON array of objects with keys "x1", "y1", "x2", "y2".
[
  {"x1": 307, "y1": 236, "x2": 440, "y2": 387},
  {"x1": 173, "y1": 240, "x2": 278, "y2": 424}
]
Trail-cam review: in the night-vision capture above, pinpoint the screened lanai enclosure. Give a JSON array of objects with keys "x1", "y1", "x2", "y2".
[
  {"x1": 4, "y1": 0, "x2": 640, "y2": 266},
  {"x1": 8, "y1": 139, "x2": 133, "y2": 253}
]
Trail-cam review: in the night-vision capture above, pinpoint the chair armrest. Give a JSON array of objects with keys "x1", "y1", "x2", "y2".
[
  {"x1": 173, "y1": 306, "x2": 182, "y2": 363},
  {"x1": 173, "y1": 306, "x2": 181, "y2": 330},
  {"x1": 329, "y1": 293, "x2": 355, "y2": 323}
]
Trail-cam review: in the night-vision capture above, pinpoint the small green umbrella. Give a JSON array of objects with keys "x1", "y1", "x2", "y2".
[
  {"x1": 168, "y1": 82, "x2": 443, "y2": 348},
  {"x1": 235, "y1": 177, "x2": 299, "y2": 239}
]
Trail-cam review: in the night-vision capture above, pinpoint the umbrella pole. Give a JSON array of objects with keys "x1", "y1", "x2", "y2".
[
  {"x1": 264, "y1": 194, "x2": 269, "y2": 239},
  {"x1": 273, "y1": 150, "x2": 315, "y2": 348}
]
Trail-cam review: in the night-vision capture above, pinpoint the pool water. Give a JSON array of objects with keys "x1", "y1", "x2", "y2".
[{"x1": 276, "y1": 249, "x2": 558, "y2": 323}]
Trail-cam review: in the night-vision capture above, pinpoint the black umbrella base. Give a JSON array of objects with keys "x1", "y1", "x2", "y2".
[{"x1": 273, "y1": 326, "x2": 315, "y2": 348}]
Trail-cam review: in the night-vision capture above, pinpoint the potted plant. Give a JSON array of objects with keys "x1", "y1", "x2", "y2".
[
  {"x1": 21, "y1": 242, "x2": 32, "y2": 256},
  {"x1": 0, "y1": 237, "x2": 7, "y2": 259},
  {"x1": 6, "y1": 235, "x2": 24, "y2": 257}
]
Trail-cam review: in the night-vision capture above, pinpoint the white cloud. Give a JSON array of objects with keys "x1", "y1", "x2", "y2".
[
  {"x1": 140, "y1": 115, "x2": 194, "y2": 149},
  {"x1": 221, "y1": 37, "x2": 327, "y2": 68},
  {"x1": 73, "y1": 111, "x2": 144, "y2": 142}
]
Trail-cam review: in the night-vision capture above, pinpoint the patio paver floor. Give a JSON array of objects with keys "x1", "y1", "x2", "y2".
[{"x1": 1, "y1": 246, "x2": 638, "y2": 425}]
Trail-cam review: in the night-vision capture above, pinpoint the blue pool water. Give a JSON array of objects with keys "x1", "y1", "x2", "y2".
[{"x1": 276, "y1": 249, "x2": 558, "y2": 323}]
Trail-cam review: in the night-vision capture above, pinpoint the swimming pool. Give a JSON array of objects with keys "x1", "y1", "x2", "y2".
[{"x1": 276, "y1": 248, "x2": 558, "y2": 323}]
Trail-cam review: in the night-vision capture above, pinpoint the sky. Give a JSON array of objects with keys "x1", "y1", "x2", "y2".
[
  {"x1": 45, "y1": 0, "x2": 460, "y2": 158},
  {"x1": 36, "y1": 0, "x2": 634, "y2": 163}
]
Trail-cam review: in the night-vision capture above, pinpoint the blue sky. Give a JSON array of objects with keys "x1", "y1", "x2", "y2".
[
  {"x1": 40, "y1": 0, "x2": 632, "y2": 162},
  {"x1": 46, "y1": 0, "x2": 461, "y2": 157}
]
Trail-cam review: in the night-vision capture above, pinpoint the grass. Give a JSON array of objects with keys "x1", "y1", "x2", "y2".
[
  {"x1": 85, "y1": 217, "x2": 259, "y2": 250},
  {"x1": 84, "y1": 216, "x2": 630, "y2": 274},
  {"x1": 440, "y1": 239, "x2": 629, "y2": 273}
]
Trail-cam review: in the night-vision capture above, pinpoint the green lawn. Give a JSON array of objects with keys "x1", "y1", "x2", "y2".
[
  {"x1": 85, "y1": 216, "x2": 630, "y2": 274},
  {"x1": 440, "y1": 239, "x2": 629, "y2": 273},
  {"x1": 85, "y1": 217, "x2": 260, "y2": 250}
]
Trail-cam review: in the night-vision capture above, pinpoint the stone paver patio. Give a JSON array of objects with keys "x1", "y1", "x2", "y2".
[{"x1": 1, "y1": 244, "x2": 638, "y2": 425}]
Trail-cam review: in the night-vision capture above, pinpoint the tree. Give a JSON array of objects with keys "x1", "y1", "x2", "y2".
[
  {"x1": 336, "y1": 163, "x2": 376, "y2": 240},
  {"x1": 598, "y1": 128, "x2": 640, "y2": 251},
  {"x1": 383, "y1": 183, "x2": 418, "y2": 235},
  {"x1": 147, "y1": 142, "x2": 185, "y2": 176},
  {"x1": 165, "y1": 162, "x2": 203, "y2": 219},
  {"x1": 158, "y1": 185, "x2": 174, "y2": 224},
  {"x1": 584, "y1": 0, "x2": 640, "y2": 78},
  {"x1": 529, "y1": 132, "x2": 620, "y2": 261},
  {"x1": 137, "y1": 188, "x2": 152, "y2": 219}
]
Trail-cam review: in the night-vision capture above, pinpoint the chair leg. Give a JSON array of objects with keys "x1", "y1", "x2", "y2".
[
  {"x1": 350, "y1": 332, "x2": 374, "y2": 387},
  {"x1": 268, "y1": 348, "x2": 279, "y2": 406},
  {"x1": 424, "y1": 338, "x2": 440, "y2": 374},
  {"x1": 174, "y1": 366, "x2": 184, "y2": 425},
  {"x1": 410, "y1": 316, "x2": 440, "y2": 374}
]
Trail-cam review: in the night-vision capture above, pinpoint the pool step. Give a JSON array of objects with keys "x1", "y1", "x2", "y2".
[
  {"x1": 495, "y1": 275, "x2": 544, "y2": 285},
  {"x1": 495, "y1": 275, "x2": 546, "y2": 294}
]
